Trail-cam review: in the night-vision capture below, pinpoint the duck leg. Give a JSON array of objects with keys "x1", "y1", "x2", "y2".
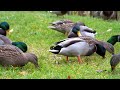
[
  {"x1": 77, "y1": 56, "x2": 82, "y2": 64},
  {"x1": 66, "y1": 56, "x2": 69, "y2": 62}
]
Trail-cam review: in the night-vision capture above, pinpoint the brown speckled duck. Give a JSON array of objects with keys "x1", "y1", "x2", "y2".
[
  {"x1": 48, "y1": 20, "x2": 86, "y2": 35},
  {"x1": 110, "y1": 54, "x2": 120, "y2": 71},
  {"x1": 0, "y1": 44, "x2": 39, "y2": 68}
]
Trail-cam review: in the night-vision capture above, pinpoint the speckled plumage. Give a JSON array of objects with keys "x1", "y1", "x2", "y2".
[
  {"x1": 110, "y1": 54, "x2": 120, "y2": 71},
  {"x1": 48, "y1": 20, "x2": 86, "y2": 35},
  {"x1": 0, "y1": 44, "x2": 39, "y2": 68}
]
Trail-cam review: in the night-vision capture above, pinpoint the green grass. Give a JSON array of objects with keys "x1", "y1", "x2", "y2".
[{"x1": 0, "y1": 11, "x2": 120, "y2": 79}]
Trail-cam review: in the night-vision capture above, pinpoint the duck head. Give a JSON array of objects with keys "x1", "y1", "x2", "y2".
[
  {"x1": 12, "y1": 42, "x2": 28, "y2": 52},
  {"x1": 71, "y1": 24, "x2": 82, "y2": 37},
  {"x1": 107, "y1": 35, "x2": 120, "y2": 45},
  {"x1": 0, "y1": 22, "x2": 13, "y2": 35}
]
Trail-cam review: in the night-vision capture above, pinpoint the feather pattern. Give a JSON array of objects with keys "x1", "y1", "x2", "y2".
[{"x1": 0, "y1": 44, "x2": 39, "y2": 68}]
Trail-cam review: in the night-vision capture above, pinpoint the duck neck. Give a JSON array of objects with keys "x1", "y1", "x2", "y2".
[
  {"x1": 107, "y1": 36, "x2": 118, "y2": 45},
  {"x1": 25, "y1": 53, "x2": 39, "y2": 68}
]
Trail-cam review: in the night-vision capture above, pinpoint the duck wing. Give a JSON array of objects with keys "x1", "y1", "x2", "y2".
[
  {"x1": 95, "y1": 40, "x2": 114, "y2": 55},
  {"x1": 83, "y1": 29, "x2": 96, "y2": 33},
  {"x1": 0, "y1": 45, "x2": 24, "y2": 63},
  {"x1": 56, "y1": 37, "x2": 84, "y2": 47},
  {"x1": 78, "y1": 36, "x2": 114, "y2": 55}
]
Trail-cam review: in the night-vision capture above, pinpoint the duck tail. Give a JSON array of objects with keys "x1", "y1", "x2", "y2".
[{"x1": 49, "y1": 45, "x2": 62, "y2": 54}]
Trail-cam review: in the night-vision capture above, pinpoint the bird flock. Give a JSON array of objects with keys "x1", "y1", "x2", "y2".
[
  {"x1": 0, "y1": 12, "x2": 120, "y2": 74},
  {"x1": 0, "y1": 22, "x2": 39, "y2": 68},
  {"x1": 48, "y1": 18, "x2": 120, "y2": 72}
]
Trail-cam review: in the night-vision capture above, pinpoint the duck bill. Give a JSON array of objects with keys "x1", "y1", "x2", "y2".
[
  {"x1": 6, "y1": 29, "x2": 13, "y2": 35},
  {"x1": 77, "y1": 31, "x2": 81, "y2": 36}
]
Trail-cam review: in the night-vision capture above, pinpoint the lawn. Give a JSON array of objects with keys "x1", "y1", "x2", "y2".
[{"x1": 0, "y1": 11, "x2": 120, "y2": 79}]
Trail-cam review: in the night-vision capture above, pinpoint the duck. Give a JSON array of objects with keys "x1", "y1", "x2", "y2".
[
  {"x1": 67, "y1": 23, "x2": 96, "y2": 38},
  {"x1": 68, "y1": 24, "x2": 109, "y2": 58},
  {"x1": 0, "y1": 22, "x2": 13, "y2": 35},
  {"x1": 0, "y1": 44, "x2": 39, "y2": 68},
  {"x1": 48, "y1": 20, "x2": 76, "y2": 35},
  {"x1": 96, "y1": 35, "x2": 120, "y2": 58},
  {"x1": 0, "y1": 34, "x2": 28, "y2": 52},
  {"x1": 49, "y1": 11, "x2": 68, "y2": 17},
  {"x1": 100, "y1": 11, "x2": 118, "y2": 20},
  {"x1": 48, "y1": 20, "x2": 86, "y2": 36},
  {"x1": 49, "y1": 36, "x2": 114, "y2": 64},
  {"x1": 110, "y1": 53, "x2": 120, "y2": 71},
  {"x1": 67, "y1": 24, "x2": 108, "y2": 58},
  {"x1": 0, "y1": 22, "x2": 28, "y2": 52}
]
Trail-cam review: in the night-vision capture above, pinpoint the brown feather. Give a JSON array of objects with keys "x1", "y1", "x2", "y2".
[{"x1": 0, "y1": 45, "x2": 39, "y2": 68}]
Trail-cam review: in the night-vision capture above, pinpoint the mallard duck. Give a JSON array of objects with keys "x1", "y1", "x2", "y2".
[
  {"x1": 109, "y1": 35, "x2": 120, "y2": 71},
  {"x1": 96, "y1": 35, "x2": 120, "y2": 58},
  {"x1": 68, "y1": 23, "x2": 96, "y2": 38},
  {"x1": 0, "y1": 44, "x2": 39, "y2": 68},
  {"x1": 68, "y1": 24, "x2": 108, "y2": 58},
  {"x1": 49, "y1": 36, "x2": 114, "y2": 64},
  {"x1": 48, "y1": 20, "x2": 86, "y2": 35},
  {"x1": 68, "y1": 24, "x2": 107, "y2": 58},
  {"x1": 49, "y1": 11, "x2": 68, "y2": 16},
  {"x1": 110, "y1": 53, "x2": 120, "y2": 71},
  {"x1": 0, "y1": 22, "x2": 13, "y2": 35},
  {"x1": 0, "y1": 34, "x2": 28, "y2": 52},
  {"x1": 48, "y1": 20, "x2": 75, "y2": 35}
]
